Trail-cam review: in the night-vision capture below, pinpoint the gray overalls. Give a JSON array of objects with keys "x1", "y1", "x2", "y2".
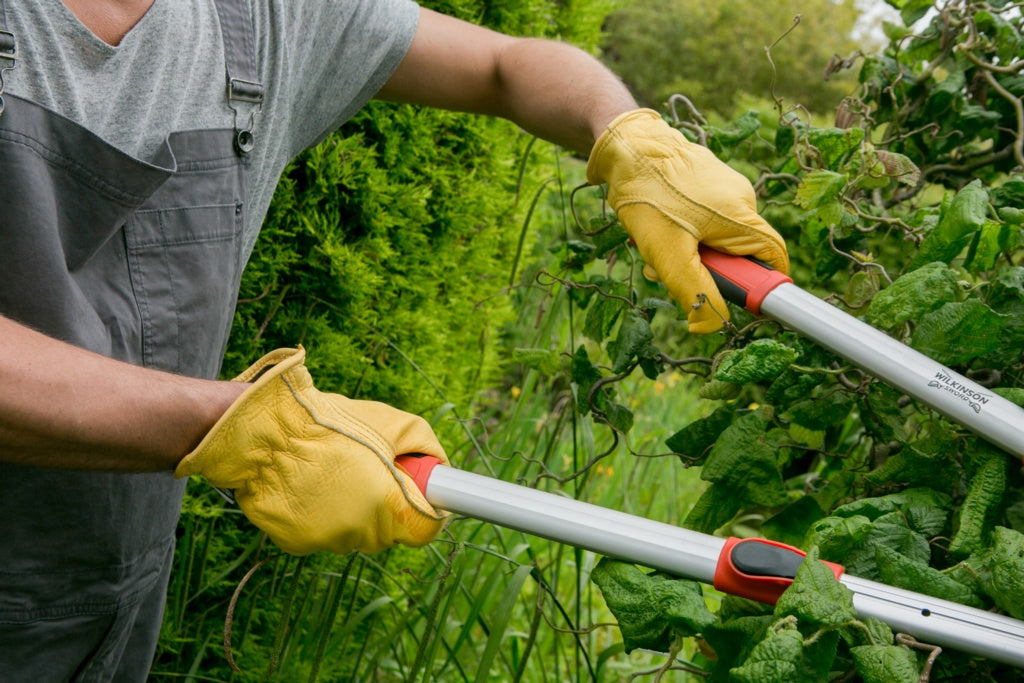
[{"x1": 0, "y1": 1, "x2": 261, "y2": 679}]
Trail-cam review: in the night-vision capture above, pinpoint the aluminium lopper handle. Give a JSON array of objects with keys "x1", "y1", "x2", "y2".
[
  {"x1": 699, "y1": 247, "x2": 1024, "y2": 461},
  {"x1": 397, "y1": 454, "x2": 1024, "y2": 668}
]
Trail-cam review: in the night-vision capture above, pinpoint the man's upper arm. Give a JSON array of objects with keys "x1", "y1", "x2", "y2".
[{"x1": 375, "y1": 7, "x2": 516, "y2": 116}]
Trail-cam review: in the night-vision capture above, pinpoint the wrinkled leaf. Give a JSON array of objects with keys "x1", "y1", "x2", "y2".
[
  {"x1": 716, "y1": 339, "x2": 798, "y2": 383},
  {"x1": 804, "y1": 515, "x2": 874, "y2": 559},
  {"x1": 775, "y1": 547, "x2": 857, "y2": 629},
  {"x1": 976, "y1": 527, "x2": 1024, "y2": 619},
  {"x1": 832, "y1": 488, "x2": 953, "y2": 521},
  {"x1": 698, "y1": 378, "x2": 742, "y2": 400},
  {"x1": 911, "y1": 299, "x2": 1006, "y2": 365},
  {"x1": 785, "y1": 389, "x2": 855, "y2": 431},
  {"x1": 949, "y1": 447, "x2": 1007, "y2": 556},
  {"x1": 729, "y1": 625, "x2": 806, "y2": 683},
  {"x1": 875, "y1": 545, "x2": 986, "y2": 608},
  {"x1": 850, "y1": 644, "x2": 921, "y2": 683},
  {"x1": 701, "y1": 411, "x2": 788, "y2": 507},
  {"x1": 591, "y1": 558, "x2": 717, "y2": 653},
  {"x1": 865, "y1": 262, "x2": 959, "y2": 328}
]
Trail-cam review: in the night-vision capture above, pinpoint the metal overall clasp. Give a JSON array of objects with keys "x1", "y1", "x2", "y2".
[
  {"x1": 228, "y1": 77, "x2": 262, "y2": 155},
  {"x1": 0, "y1": 29, "x2": 16, "y2": 119}
]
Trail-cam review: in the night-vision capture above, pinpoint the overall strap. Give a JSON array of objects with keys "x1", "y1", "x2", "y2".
[
  {"x1": 0, "y1": 0, "x2": 16, "y2": 118},
  {"x1": 212, "y1": 0, "x2": 262, "y2": 154}
]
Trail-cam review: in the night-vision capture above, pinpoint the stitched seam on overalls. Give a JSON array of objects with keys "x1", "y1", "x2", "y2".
[{"x1": 0, "y1": 129, "x2": 157, "y2": 204}]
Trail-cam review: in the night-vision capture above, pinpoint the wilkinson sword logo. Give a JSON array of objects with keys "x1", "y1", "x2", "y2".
[{"x1": 928, "y1": 370, "x2": 991, "y2": 414}]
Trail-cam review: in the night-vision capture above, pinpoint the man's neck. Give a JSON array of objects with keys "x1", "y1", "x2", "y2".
[{"x1": 61, "y1": 0, "x2": 156, "y2": 46}]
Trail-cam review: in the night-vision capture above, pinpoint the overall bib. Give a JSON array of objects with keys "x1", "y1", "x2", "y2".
[{"x1": 0, "y1": 1, "x2": 262, "y2": 680}]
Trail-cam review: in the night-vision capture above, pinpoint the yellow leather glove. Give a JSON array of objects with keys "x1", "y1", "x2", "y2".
[
  {"x1": 587, "y1": 109, "x2": 790, "y2": 333},
  {"x1": 176, "y1": 347, "x2": 448, "y2": 556}
]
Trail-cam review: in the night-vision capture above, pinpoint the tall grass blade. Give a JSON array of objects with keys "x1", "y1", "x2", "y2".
[{"x1": 474, "y1": 563, "x2": 535, "y2": 683}]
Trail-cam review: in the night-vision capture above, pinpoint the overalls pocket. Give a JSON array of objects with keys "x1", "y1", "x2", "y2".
[{"x1": 125, "y1": 201, "x2": 244, "y2": 378}]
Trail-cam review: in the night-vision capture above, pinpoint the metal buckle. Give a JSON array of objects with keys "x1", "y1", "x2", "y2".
[
  {"x1": 0, "y1": 30, "x2": 16, "y2": 62},
  {"x1": 228, "y1": 77, "x2": 263, "y2": 104}
]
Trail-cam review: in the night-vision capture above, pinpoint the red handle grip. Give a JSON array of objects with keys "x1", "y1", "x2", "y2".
[
  {"x1": 699, "y1": 246, "x2": 792, "y2": 315},
  {"x1": 714, "y1": 537, "x2": 845, "y2": 605},
  {"x1": 395, "y1": 454, "x2": 443, "y2": 496}
]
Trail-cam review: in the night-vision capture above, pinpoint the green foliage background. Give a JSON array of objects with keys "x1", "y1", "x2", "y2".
[
  {"x1": 600, "y1": 0, "x2": 864, "y2": 115},
  {"x1": 223, "y1": 1, "x2": 615, "y2": 417}
]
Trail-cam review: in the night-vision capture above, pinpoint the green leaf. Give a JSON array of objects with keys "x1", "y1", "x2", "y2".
[
  {"x1": 785, "y1": 389, "x2": 855, "y2": 431},
  {"x1": 874, "y1": 545, "x2": 986, "y2": 608},
  {"x1": 994, "y1": 386, "x2": 1024, "y2": 408},
  {"x1": 729, "y1": 625, "x2": 807, "y2": 683},
  {"x1": 602, "y1": 400, "x2": 635, "y2": 433},
  {"x1": 562, "y1": 239, "x2": 597, "y2": 269},
  {"x1": 795, "y1": 170, "x2": 847, "y2": 210},
  {"x1": 911, "y1": 180, "x2": 989, "y2": 268},
  {"x1": 698, "y1": 378, "x2": 742, "y2": 400},
  {"x1": 850, "y1": 644, "x2": 921, "y2": 683},
  {"x1": 775, "y1": 547, "x2": 857, "y2": 630},
  {"x1": 609, "y1": 310, "x2": 655, "y2": 373},
  {"x1": 570, "y1": 345, "x2": 602, "y2": 416},
  {"x1": 591, "y1": 220, "x2": 630, "y2": 258},
  {"x1": 582, "y1": 277, "x2": 629, "y2": 341},
  {"x1": 832, "y1": 488, "x2": 953, "y2": 522},
  {"x1": 591, "y1": 558, "x2": 717, "y2": 654},
  {"x1": 949, "y1": 447, "x2": 1008, "y2": 556},
  {"x1": 511, "y1": 347, "x2": 561, "y2": 375},
  {"x1": 874, "y1": 150, "x2": 921, "y2": 187},
  {"x1": 910, "y1": 299, "x2": 1007, "y2": 365},
  {"x1": 707, "y1": 111, "x2": 761, "y2": 156},
  {"x1": 715, "y1": 339, "x2": 798, "y2": 383},
  {"x1": 865, "y1": 262, "x2": 959, "y2": 328},
  {"x1": 763, "y1": 497, "x2": 826, "y2": 548},
  {"x1": 804, "y1": 515, "x2": 874, "y2": 559},
  {"x1": 973, "y1": 527, "x2": 1024, "y2": 619},
  {"x1": 665, "y1": 404, "x2": 737, "y2": 461},
  {"x1": 704, "y1": 615, "x2": 774, "y2": 673},
  {"x1": 852, "y1": 617, "x2": 895, "y2": 648},
  {"x1": 807, "y1": 127, "x2": 865, "y2": 167},
  {"x1": 701, "y1": 411, "x2": 788, "y2": 507},
  {"x1": 964, "y1": 220, "x2": 1020, "y2": 273},
  {"x1": 685, "y1": 482, "x2": 743, "y2": 534}
]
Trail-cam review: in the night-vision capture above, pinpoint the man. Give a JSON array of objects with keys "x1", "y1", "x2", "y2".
[{"x1": 0, "y1": 0, "x2": 787, "y2": 679}]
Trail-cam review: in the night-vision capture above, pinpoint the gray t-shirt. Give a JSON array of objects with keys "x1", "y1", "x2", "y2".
[{"x1": 3, "y1": 0, "x2": 420, "y2": 257}]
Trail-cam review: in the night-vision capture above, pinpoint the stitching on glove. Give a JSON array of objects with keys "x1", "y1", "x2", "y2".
[{"x1": 280, "y1": 375, "x2": 446, "y2": 522}]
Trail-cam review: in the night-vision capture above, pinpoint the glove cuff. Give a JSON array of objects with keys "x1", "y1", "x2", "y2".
[
  {"x1": 174, "y1": 347, "x2": 306, "y2": 480},
  {"x1": 586, "y1": 108, "x2": 667, "y2": 186}
]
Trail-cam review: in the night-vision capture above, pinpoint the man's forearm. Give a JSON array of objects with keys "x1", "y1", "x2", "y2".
[
  {"x1": 0, "y1": 315, "x2": 245, "y2": 471},
  {"x1": 488, "y1": 37, "x2": 637, "y2": 155}
]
